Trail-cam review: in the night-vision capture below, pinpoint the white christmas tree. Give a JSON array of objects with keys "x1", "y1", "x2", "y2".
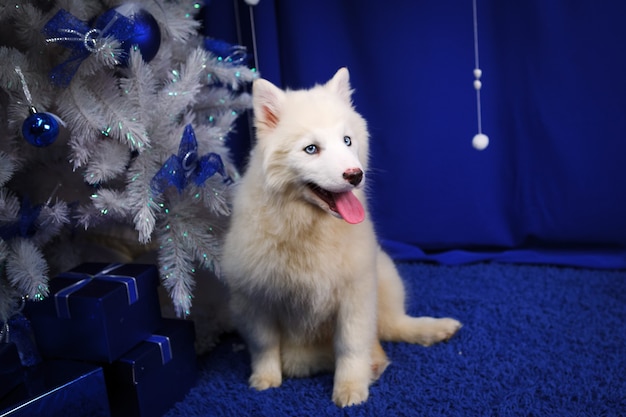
[{"x1": 0, "y1": 0, "x2": 256, "y2": 322}]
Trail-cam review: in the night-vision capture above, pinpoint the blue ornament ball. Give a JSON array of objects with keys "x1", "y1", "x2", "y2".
[
  {"x1": 114, "y1": 5, "x2": 161, "y2": 66},
  {"x1": 21, "y1": 112, "x2": 59, "y2": 147}
]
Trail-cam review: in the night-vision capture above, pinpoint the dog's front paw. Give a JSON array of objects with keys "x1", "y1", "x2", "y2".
[
  {"x1": 249, "y1": 371, "x2": 282, "y2": 391},
  {"x1": 332, "y1": 381, "x2": 369, "y2": 407},
  {"x1": 437, "y1": 318, "x2": 463, "y2": 342},
  {"x1": 420, "y1": 317, "x2": 462, "y2": 346}
]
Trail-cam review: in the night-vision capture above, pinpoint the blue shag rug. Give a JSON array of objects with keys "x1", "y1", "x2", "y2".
[{"x1": 164, "y1": 262, "x2": 626, "y2": 416}]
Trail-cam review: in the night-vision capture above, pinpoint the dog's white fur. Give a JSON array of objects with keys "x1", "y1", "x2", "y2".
[{"x1": 222, "y1": 68, "x2": 461, "y2": 407}]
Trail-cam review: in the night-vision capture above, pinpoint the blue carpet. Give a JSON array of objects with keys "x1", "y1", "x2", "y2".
[{"x1": 164, "y1": 262, "x2": 626, "y2": 416}]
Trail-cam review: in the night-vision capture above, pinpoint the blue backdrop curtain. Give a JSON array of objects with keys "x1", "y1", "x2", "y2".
[{"x1": 204, "y1": 0, "x2": 626, "y2": 269}]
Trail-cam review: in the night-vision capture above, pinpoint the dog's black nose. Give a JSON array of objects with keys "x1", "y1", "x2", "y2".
[{"x1": 343, "y1": 168, "x2": 363, "y2": 186}]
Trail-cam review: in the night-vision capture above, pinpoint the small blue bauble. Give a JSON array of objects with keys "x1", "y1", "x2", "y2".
[
  {"x1": 115, "y1": 6, "x2": 161, "y2": 66},
  {"x1": 21, "y1": 112, "x2": 59, "y2": 147}
]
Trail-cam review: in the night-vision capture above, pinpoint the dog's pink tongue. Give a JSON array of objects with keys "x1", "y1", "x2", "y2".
[{"x1": 335, "y1": 191, "x2": 365, "y2": 224}]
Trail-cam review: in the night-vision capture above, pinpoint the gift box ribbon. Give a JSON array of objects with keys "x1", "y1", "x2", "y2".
[
  {"x1": 54, "y1": 263, "x2": 139, "y2": 319},
  {"x1": 146, "y1": 335, "x2": 172, "y2": 364}
]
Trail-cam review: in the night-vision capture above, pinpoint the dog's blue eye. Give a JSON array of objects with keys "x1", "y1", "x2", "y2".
[
  {"x1": 304, "y1": 144, "x2": 318, "y2": 154},
  {"x1": 344, "y1": 136, "x2": 352, "y2": 146}
]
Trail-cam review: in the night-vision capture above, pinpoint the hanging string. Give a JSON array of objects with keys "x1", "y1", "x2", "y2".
[
  {"x1": 472, "y1": 0, "x2": 489, "y2": 150},
  {"x1": 234, "y1": 0, "x2": 260, "y2": 150},
  {"x1": 234, "y1": 0, "x2": 260, "y2": 72},
  {"x1": 14, "y1": 67, "x2": 33, "y2": 107},
  {"x1": 248, "y1": 3, "x2": 259, "y2": 72}
]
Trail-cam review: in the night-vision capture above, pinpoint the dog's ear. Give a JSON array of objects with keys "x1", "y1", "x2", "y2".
[
  {"x1": 325, "y1": 67, "x2": 353, "y2": 104},
  {"x1": 252, "y1": 78, "x2": 285, "y2": 134}
]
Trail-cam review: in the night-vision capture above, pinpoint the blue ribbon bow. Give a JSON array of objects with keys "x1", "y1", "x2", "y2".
[
  {"x1": 203, "y1": 38, "x2": 249, "y2": 66},
  {"x1": 0, "y1": 197, "x2": 42, "y2": 241},
  {"x1": 2, "y1": 295, "x2": 42, "y2": 367},
  {"x1": 42, "y1": 8, "x2": 135, "y2": 86},
  {"x1": 1, "y1": 313, "x2": 42, "y2": 367},
  {"x1": 150, "y1": 124, "x2": 229, "y2": 194}
]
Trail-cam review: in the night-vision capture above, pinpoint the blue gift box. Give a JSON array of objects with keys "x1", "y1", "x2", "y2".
[
  {"x1": 25, "y1": 263, "x2": 162, "y2": 363},
  {"x1": 105, "y1": 318, "x2": 197, "y2": 417},
  {"x1": 0, "y1": 343, "x2": 23, "y2": 400},
  {"x1": 0, "y1": 359, "x2": 110, "y2": 417}
]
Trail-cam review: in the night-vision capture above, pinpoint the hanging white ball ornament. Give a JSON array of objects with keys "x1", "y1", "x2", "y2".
[
  {"x1": 473, "y1": 68, "x2": 482, "y2": 79},
  {"x1": 244, "y1": 0, "x2": 260, "y2": 5},
  {"x1": 472, "y1": 133, "x2": 489, "y2": 150},
  {"x1": 473, "y1": 80, "x2": 482, "y2": 90}
]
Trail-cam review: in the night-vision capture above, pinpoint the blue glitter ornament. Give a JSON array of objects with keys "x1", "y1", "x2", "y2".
[
  {"x1": 114, "y1": 5, "x2": 161, "y2": 66},
  {"x1": 21, "y1": 108, "x2": 59, "y2": 147}
]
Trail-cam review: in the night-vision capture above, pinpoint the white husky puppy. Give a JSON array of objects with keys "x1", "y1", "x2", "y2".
[{"x1": 221, "y1": 68, "x2": 461, "y2": 407}]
